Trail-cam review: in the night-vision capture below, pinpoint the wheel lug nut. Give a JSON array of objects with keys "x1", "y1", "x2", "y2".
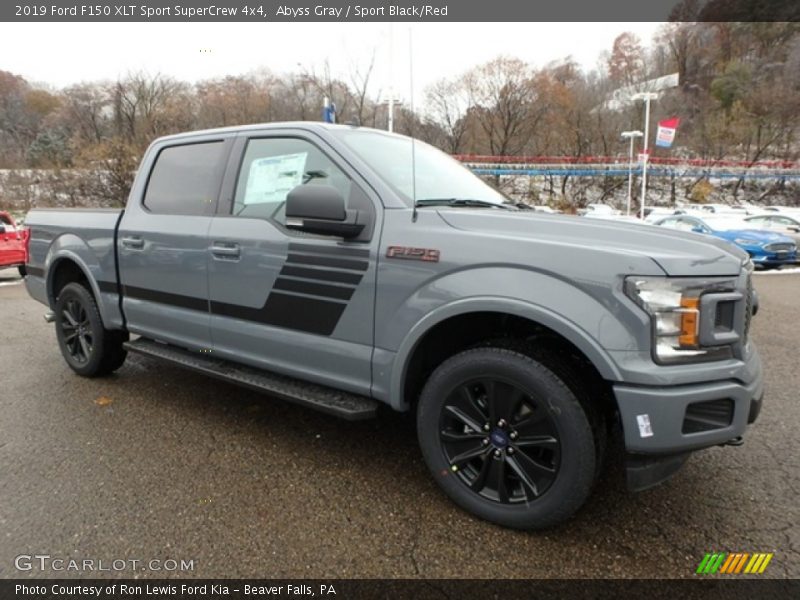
[
  {"x1": 493, "y1": 449, "x2": 502, "y2": 458},
  {"x1": 510, "y1": 431, "x2": 518, "y2": 440},
  {"x1": 497, "y1": 419, "x2": 507, "y2": 428},
  {"x1": 507, "y1": 447, "x2": 515, "y2": 455},
  {"x1": 482, "y1": 438, "x2": 490, "y2": 445},
  {"x1": 483, "y1": 423, "x2": 490, "y2": 431}
]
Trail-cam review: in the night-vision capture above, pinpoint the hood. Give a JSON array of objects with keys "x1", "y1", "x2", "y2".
[
  {"x1": 437, "y1": 210, "x2": 747, "y2": 276},
  {"x1": 712, "y1": 228, "x2": 795, "y2": 246}
]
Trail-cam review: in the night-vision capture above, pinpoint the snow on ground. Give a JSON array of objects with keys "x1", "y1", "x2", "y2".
[{"x1": 754, "y1": 267, "x2": 800, "y2": 275}]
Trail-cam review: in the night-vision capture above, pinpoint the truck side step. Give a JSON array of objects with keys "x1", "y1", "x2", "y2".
[{"x1": 122, "y1": 338, "x2": 379, "y2": 420}]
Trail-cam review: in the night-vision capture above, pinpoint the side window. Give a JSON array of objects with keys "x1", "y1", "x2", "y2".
[
  {"x1": 231, "y1": 137, "x2": 352, "y2": 222},
  {"x1": 659, "y1": 217, "x2": 680, "y2": 229},
  {"x1": 674, "y1": 218, "x2": 698, "y2": 232},
  {"x1": 747, "y1": 217, "x2": 767, "y2": 225},
  {"x1": 143, "y1": 141, "x2": 226, "y2": 215},
  {"x1": 773, "y1": 217, "x2": 793, "y2": 227}
]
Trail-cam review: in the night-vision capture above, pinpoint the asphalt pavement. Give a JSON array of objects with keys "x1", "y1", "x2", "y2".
[{"x1": 0, "y1": 268, "x2": 797, "y2": 579}]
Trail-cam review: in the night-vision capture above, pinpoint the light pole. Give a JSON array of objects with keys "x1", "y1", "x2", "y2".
[
  {"x1": 388, "y1": 23, "x2": 394, "y2": 132},
  {"x1": 621, "y1": 130, "x2": 643, "y2": 217},
  {"x1": 632, "y1": 92, "x2": 658, "y2": 219}
]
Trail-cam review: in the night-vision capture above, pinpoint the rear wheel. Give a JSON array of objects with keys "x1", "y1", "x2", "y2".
[
  {"x1": 417, "y1": 347, "x2": 597, "y2": 529},
  {"x1": 54, "y1": 282, "x2": 128, "y2": 377}
]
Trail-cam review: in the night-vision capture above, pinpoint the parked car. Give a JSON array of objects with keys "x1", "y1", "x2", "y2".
[
  {"x1": 745, "y1": 214, "x2": 800, "y2": 251},
  {"x1": 0, "y1": 211, "x2": 28, "y2": 277},
  {"x1": 24, "y1": 123, "x2": 763, "y2": 530},
  {"x1": 643, "y1": 207, "x2": 679, "y2": 223},
  {"x1": 653, "y1": 214, "x2": 796, "y2": 268},
  {"x1": 764, "y1": 205, "x2": 800, "y2": 217},
  {"x1": 531, "y1": 205, "x2": 561, "y2": 214},
  {"x1": 699, "y1": 203, "x2": 749, "y2": 216},
  {"x1": 579, "y1": 203, "x2": 621, "y2": 217}
]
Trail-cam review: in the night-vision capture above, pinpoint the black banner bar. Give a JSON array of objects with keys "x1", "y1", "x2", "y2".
[
  {"x1": 4, "y1": 579, "x2": 800, "y2": 600},
  {"x1": 3, "y1": 0, "x2": 799, "y2": 23}
]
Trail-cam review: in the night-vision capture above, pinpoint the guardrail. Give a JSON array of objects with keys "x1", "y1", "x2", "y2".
[{"x1": 457, "y1": 155, "x2": 800, "y2": 180}]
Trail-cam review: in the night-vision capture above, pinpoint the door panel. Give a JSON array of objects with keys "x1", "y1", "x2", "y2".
[
  {"x1": 207, "y1": 133, "x2": 379, "y2": 396},
  {"x1": 117, "y1": 138, "x2": 230, "y2": 350},
  {"x1": 118, "y1": 212, "x2": 214, "y2": 349}
]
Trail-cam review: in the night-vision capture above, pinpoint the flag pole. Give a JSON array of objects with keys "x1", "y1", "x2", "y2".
[{"x1": 633, "y1": 92, "x2": 658, "y2": 219}]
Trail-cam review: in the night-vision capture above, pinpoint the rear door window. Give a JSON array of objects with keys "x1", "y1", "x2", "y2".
[{"x1": 144, "y1": 141, "x2": 226, "y2": 215}]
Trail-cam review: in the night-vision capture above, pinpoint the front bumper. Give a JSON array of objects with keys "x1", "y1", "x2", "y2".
[
  {"x1": 751, "y1": 253, "x2": 796, "y2": 265},
  {"x1": 614, "y1": 347, "x2": 763, "y2": 455}
]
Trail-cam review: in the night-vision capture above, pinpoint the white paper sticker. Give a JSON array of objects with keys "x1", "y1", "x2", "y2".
[
  {"x1": 636, "y1": 414, "x2": 654, "y2": 438},
  {"x1": 243, "y1": 152, "x2": 307, "y2": 205}
]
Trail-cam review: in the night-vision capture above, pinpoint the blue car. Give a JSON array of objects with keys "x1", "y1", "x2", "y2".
[{"x1": 653, "y1": 214, "x2": 797, "y2": 268}]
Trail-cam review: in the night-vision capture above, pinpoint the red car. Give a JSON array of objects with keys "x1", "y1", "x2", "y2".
[{"x1": 0, "y1": 211, "x2": 28, "y2": 277}]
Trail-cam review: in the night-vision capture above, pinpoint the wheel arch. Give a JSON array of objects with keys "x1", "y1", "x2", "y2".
[
  {"x1": 389, "y1": 297, "x2": 622, "y2": 412},
  {"x1": 45, "y1": 249, "x2": 114, "y2": 328}
]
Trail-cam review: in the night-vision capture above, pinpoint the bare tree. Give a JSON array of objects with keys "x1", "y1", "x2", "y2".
[
  {"x1": 425, "y1": 76, "x2": 471, "y2": 153},
  {"x1": 464, "y1": 57, "x2": 539, "y2": 156}
]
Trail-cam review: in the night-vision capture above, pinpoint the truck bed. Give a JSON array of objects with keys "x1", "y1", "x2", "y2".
[{"x1": 24, "y1": 208, "x2": 125, "y2": 329}]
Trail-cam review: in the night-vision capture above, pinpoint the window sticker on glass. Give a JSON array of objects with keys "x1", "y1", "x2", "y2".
[{"x1": 243, "y1": 152, "x2": 308, "y2": 205}]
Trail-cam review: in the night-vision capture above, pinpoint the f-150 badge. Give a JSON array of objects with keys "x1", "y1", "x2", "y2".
[{"x1": 386, "y1": 246, "x2": 440, "y2": 262}]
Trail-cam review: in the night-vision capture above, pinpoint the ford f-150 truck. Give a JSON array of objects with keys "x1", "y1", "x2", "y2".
[{"x1": 24, "y1": 123, "x2": 763, "y2": 529}]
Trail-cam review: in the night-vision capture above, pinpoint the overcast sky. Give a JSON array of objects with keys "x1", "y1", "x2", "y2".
[{"x1": 0, "y1": 22, "x2": 663, "y2": 108}]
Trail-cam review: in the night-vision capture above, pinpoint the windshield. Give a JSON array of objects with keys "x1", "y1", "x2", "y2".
[{"x1": 333, "y1": 129, "x2": 509, "y2": 207}]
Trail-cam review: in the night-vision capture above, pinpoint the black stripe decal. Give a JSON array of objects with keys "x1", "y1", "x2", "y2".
[
  {"x1": 273, "y1": 277, "x2": 355, "y2": 301},
  {"x1": 279, "y1": 265, "x2": 363, "y2": 285},
  {"x1": 212, "y1": 293, "x2": 345, "y2": 336},
  {"x1": 123, "y1": 285, "x2": 208, "y2": 312},
  {"x1": 97, "y1": 281, "x2": 117, "y2": 294},
  {"x1": 286, "y1": 253, "x2": 368, "y2": 271},
  {"x1": 25, "y1": 265, "x2": 44, "y2": 277},
  {"x1": 288, "y1": 242, "x2": 370, "y2": 258}
]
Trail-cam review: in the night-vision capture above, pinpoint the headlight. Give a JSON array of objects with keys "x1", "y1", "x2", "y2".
[
  {"x1": 734, "y1": 238, "x2": 763, "y2": 246},
  {"x1": 625, "y1": 276, "x2": 734, "y2": 364}
]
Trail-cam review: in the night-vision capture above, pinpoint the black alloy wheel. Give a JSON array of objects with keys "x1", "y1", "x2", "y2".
[
  {"x1": 60, "y1": 297, "x2": 94, "y2": 364},
  {"x1": 54, "y1": 282, "x2": 128, "y2": 377},
  {"x1": 440, "y1": 378, "x2": 561, "y2": 504},
  {"x1": 417, "y1": 347, "x2": 597, "y2": 529}
]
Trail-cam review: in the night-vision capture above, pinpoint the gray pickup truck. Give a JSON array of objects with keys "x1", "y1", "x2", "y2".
[{"x1": 24, "y1": 122, "x2": 763, "y2": 529}]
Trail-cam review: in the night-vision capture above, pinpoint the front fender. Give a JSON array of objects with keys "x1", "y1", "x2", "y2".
[{"x1": 379, "y1": 267, "x2": 641, "y2": 411}]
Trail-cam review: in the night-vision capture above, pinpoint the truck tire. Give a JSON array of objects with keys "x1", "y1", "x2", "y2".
[
  {"x1": 54, "y1": 282, "x2": 128, "y2": 377},
  {"x1": 416, "y1": 347, "x2": 596, "y2": 529}
]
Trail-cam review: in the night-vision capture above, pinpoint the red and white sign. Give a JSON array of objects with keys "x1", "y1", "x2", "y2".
[{"x1": 655, "y1": 117, "x2": 680, "y2": 148}]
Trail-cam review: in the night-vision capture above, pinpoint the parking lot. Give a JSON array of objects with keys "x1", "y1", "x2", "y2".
[{"x1": 0, "y1": 267, "x2": 797, "y2": 579}]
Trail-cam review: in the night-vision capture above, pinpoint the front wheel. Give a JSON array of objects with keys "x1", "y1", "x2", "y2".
[
  {"x1": 416, "y1": 347, "x2": 597, "y2": 530},
  {"x1": 54, "y1": 282, "x2": 128, "y2": 377}
]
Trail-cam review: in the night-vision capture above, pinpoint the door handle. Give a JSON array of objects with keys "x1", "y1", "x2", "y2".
[
  {"x1": 210, "y1": 243, "x2": 240, "y2": 259},
  {"x1": 121, "y1": 236, "x2": 144, "y2": 249}
]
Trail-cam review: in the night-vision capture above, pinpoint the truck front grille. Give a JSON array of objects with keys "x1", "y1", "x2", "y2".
[{"x1": 744, "y1": 274, "x2": 753, "y2": 342}]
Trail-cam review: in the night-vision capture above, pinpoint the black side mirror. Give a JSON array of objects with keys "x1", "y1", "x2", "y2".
[{"x1": 285, "y1": 185, "x2": 365, "y2": 238}]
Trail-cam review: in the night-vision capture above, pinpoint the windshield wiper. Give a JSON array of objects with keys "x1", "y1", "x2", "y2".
[{"x1": 414, "y1": 198, "x2": 514, "y2": 210}]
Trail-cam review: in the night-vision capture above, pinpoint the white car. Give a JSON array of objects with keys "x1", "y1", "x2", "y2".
[
  {"x1": 581, "y1": 203, "x2": 621, "y2": 217},
  {"x1": 745, "y1": 213, "x2": 800, "y2": 246}
]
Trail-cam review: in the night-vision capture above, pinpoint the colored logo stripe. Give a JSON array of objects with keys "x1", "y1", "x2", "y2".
[{"x1": 697, "y1": 552, "x2": 773, "y2": 575}]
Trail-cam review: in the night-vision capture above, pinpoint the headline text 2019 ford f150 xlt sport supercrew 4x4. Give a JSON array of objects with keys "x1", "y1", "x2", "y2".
[{"x1": 24, "y1": 123, "x2": 763, "y2": 529}]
